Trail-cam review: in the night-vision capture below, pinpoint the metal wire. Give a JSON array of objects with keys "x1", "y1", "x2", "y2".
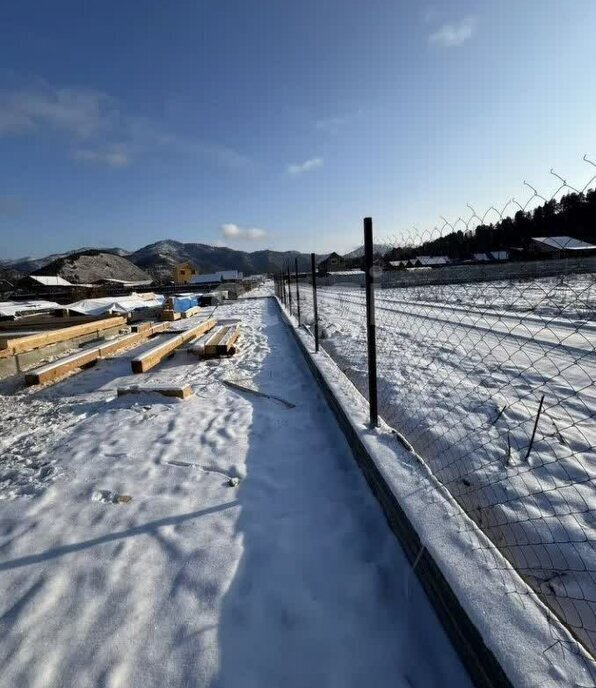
[{"x1": 280, "y1": 158, "x2": 596, "y2": 679}]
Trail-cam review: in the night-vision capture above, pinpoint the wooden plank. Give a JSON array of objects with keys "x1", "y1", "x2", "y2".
[
  {"x1": 181, "y1": 306, "x2": 202, "y2": 319},
  {"x1": 130, "y1": 321, "x2": 153, "y2": 334},
  {"x1": 117, "y1": 384, "x2": 193, "y2": 400},
  {"x1": 24, "y1": 347, "x2": 104, "y2": 386},
  {"x1": 24, "y1": 323, "x2": 169, "y2": 385},
  {"x1": 160, "y1": 309, "x2": 181, "y2": 321},
  {"x1": 1, "y1": 316, "x2": 126, "y2": 355},
  {"x1": 131, "y1": 318, "x2": 217, "y2": 373},
  {"x1": 0, "y1": 314, "x2": 105, "y2": 331},
  {"x1": 203, "y1": 325, "x2": 239, "y2": 357}
]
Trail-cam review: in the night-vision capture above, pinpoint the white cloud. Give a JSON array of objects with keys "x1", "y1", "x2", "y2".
[
  {"x1": 221, "y1": 223, "x2": 267, "y2": 241},
  {"x1": 286, "y1": 157, "x2": 324, "y2": 175},
  {"x1": 71, "y1": 147, "x2": 131, "y2": 168},
  {"x1": 428, "y1": 16, "x2": 476, "y2": 48},
  {"x1": 0, "y1": 77, "x2": 250, "y2": 169},
  {"x1": 0, "y1": 83, "x2": 115, "y2": 137}
]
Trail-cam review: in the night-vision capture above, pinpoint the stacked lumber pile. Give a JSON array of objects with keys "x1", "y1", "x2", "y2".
[
  {"x1": 132, "y1": 318, "x2": 216, "y2": 373},
  {"x1": 0, "y1": 316, "x2": 126, "y2": 359},
  {"x1": 191, "y1": 324, "x2": 239, "y2": 359},
  {"x1": 25, "y1": 322, "x2": 170, "y2": 386}
]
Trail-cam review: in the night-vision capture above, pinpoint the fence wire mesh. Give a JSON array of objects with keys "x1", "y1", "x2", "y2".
[{"x1": 275, "y1": 161, "x2": 596, "y2": 678}]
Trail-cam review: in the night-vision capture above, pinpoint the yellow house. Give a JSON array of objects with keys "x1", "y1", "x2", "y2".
[{"x1": 173, "y1": 262, "x2": 198, "y2": 284}]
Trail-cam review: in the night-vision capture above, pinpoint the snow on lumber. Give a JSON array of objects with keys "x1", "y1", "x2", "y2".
[
  {"x1": 202, "y1": 324, "x2": 239, "y2": 357},
  {"x1": 131, "y1": 318, "x2": 216, "y2": 373},
  {"x1": 117, "y1": 384, "x2": 193, "y2": 400},
  {"x1": 0, "y1": 316, "x2": 127, "y2": 355},
  {"x1": 24, "y1": 322, "x2": 171, "y2": 385}
]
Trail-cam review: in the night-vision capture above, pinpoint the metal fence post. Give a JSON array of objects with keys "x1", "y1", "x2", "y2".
[
  {"x1": 295, "y1": 257, "x2": 301, "y2": 326},
  {"x1": 310, "y1": 252, "x2": 319, "y2": 353},
  {"x1": 364, "y1": 217, "x2": 378, "y2": 427},
  {"x1": 287, "y1": 263, "x2": 292, "y2": 315}
]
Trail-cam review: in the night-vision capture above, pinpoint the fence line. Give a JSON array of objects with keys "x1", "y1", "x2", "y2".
[{"x1": 274, "y1": 164, "x2": 596, "y2": 679}]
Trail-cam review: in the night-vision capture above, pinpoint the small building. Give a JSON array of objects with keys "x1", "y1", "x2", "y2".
[
  {"x1": 173, "y1": 262, "x2": 198, "y2": 284},
  {"x1": 530, "y1": 236, "x2": 596, "y2": 257},
  {"x1": 189, "y1": 270, "x2": 243, "y2": 285},
  {"x1": 472, "y1": 251, "x2": 510, "y2": 263},
  {"x1": 387, "y1": 259, "x2": 412, "y2": 270},
  {"x1": 318, "y1": 252, "x2": 345, "y2": 275}
]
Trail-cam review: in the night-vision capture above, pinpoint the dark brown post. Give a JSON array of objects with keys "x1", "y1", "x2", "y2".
[
  {"x1": 295, "y1": 257, "x2": 301, "y2": 326},
  {"x1": 311, "y1": 252, "x2": 319, "y2": 352},
  {"x1": 287, "y1": 263, "x2": 292, "y2": 315},
  {"x1": 364, "y1": 217, "x2": 378, "y2": 427}
]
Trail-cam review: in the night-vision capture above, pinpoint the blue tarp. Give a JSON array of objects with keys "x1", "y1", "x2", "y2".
[{"x1": 170, "y1": 296, "x2": 199, "y2": 312}]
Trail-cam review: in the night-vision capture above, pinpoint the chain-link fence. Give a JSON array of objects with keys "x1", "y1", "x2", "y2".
[{"x1": 274, "y1": 161, "x2": 596, "y2": 676}]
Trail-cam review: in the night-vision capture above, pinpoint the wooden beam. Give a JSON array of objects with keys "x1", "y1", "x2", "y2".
[
  {"x1": 1, "y1": 316, "x2": 126, "y2": 355},
  {"x1": 117, "y1": 384, "x2": 193, "y2": 400},
  {"x1": 24, "y1": 322, "x2": 170, "y2": 386},
  {"x1": 181, "y1": 306, "x2": 202, "y2": 319},
  {"x1": 160, "y1": 309, "x2": 181, "y2": 321},
  {"x1": 203, "y1": 325, "x2": 240, "y2": 357},
  {"x1": 0, "y1": 314, "x2": 106, "y2": 331},
  {"x1": 131, "y1": 318, "x2": 217, "y2": 373}
]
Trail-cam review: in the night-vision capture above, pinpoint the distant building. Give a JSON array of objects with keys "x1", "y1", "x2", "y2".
[
  {"x1": 318, "y1": 252, "x2": 345, "y2": 274},
  {"x1": 472, "y1": 251, "x2": 510, "y2": 263},
  {"x1": 173, "y1": 262, "x2": 198, "y2": 284},
  {"x1": 411, "y1": 256, "x2": 450, "y2": 268},
  {"x1": 189, "y1": 270, "x2": 243, "y2": 285},
  {"x1": 530, "y1": 236, "x2": 596, "y2": 257}
]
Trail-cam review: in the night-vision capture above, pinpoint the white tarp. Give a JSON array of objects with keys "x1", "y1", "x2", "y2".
[
  {"x1": 65, "y1": 293, "x2": 165, "y2": 316},
  {"x1": 0, "y1": 300, "x2": 62, "y2": 318}
]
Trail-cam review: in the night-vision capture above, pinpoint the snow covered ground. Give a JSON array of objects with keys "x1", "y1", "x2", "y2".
[
  {"x1": 295, "y1": 271, "x2": 596, "y2": 657},
  {"x1": 0, "y1": 299, "x2": 470, "y2": 687}
]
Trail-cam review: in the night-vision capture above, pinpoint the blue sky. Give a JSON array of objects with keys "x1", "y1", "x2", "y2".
[{"x1": 1, "y1": 0, "x2": 595, "y2": 258}]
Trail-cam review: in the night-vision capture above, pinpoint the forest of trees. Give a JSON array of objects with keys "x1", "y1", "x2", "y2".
[{"x1": 388, "y1": 188, "x2": 596, "y2": 261}]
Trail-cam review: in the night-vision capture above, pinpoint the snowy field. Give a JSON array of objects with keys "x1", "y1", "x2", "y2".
[
  {"x1": 0, "y1": 299, "x2": 470, "y2": 688},
  {"x1": 295, "y1": 271, "x2": 596, "y2": 656}
]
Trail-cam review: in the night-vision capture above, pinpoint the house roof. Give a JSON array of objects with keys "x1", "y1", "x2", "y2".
[
  {"x1": 30, "y1": 275, "x2": 75, "y2": 287},
  {"x1": 473, "y1": 251, "x2": 510, "y2": 262},
  {"x1": 189, "y1": 270, "x2": 242, "y2": 284},
  {"x1": 415, "y1": 256, "x2": 450, "y2": 266},
  {"x1": 101, "y1": 278, "x2": 153, "y2": 286},
  {"x1": 531, "y1": 236, "x2": 596, "y2": 251}
]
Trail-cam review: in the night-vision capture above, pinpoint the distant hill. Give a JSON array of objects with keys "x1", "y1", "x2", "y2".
[
  {"x1": 343, "y1": 244, "x2": 391, "y2": 259},
  {"x1": 31, "y1": 250, "x2": 150, "y2": 284},
  {"x1": 3, "y1": 240, "x2": 323, "y2": 284},
  {"x1": 129, "y1": 240, "x2": 317, "y2": 282},
  {"x1": 8, "y1": 247, "x2": 129, "y2": 274}
]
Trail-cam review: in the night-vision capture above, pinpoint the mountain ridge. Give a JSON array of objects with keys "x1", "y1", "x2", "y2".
[{"x1": 2, "y1": 240, "x2": 326, "y2": 282}]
